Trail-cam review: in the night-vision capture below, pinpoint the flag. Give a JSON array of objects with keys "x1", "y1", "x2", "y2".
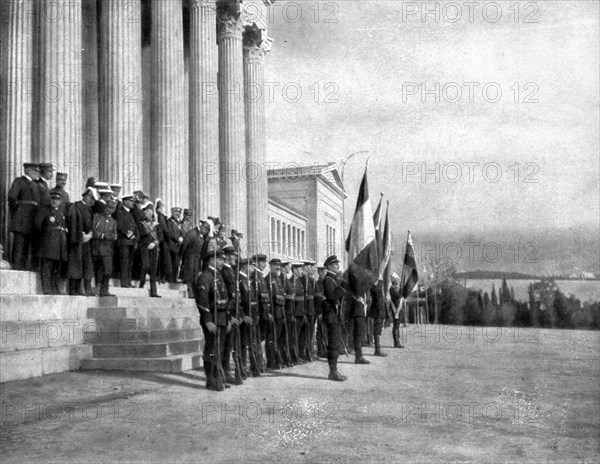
[
  {"x1": 345, "y1": 166, "x2": 379, "y2": 297},
  {"x1": 372, "y1": 193, "x2": 384, "y2": 277},
  {"x1": 402, "y1": 231, "x2": 418, "y2": 298},
  {"x1": 380, "y1": 202, "x2": 392, "y2": 298}
]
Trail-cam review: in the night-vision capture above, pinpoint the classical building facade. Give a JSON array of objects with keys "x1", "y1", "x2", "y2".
[{"x1": 0, "y1": 0, "x2": 272, "y2": 254}]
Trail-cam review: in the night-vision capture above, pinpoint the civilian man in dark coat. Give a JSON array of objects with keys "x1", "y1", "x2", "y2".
[
  {"x1": 322, "y1": 255, "x2": 347, "y2": 381},
  {"x1": 166, "y1": 207, "x2": 183, "y2": 283},
  {"x1": 181, "y1": 220, "x2": 208, "y2": 298},
  {"x1": 7, "y1": 163, "x2": 41, "y2": 270},
  {"x1": 115, "y1": 195, "x2": 138, "y2": 287},
  {"x1": 66, "y1": 187, "x2": 96, "y2": 295},
  {"x1": 35, "y1": 191, "x2": 68, "y2": 294},
  {"x1": 92, "y1": 200, "x2": 118, "y2": 297}
]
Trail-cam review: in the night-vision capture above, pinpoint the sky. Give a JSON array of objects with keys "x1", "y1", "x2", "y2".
[{"x1": 259, "y1": 0, "x2": 599, "y2": 245}]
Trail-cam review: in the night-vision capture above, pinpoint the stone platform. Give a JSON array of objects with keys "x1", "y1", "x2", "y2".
[{"x1": 0, "y1": 270, "x2": 202, "y2": 383}]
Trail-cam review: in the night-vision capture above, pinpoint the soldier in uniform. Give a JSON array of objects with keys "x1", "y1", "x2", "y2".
[
  {"x1": 230, "y1": 229, "x2": 240, "y2": 253},
  {"x1": 281, "y1": 260, "x2": 298, "y2": 365},
  {"x1": 35, "y1": 191, "x2": 68, "y2": 294},
  {"x1": 239, "y1": 257, "x2": 261, "y2": 376},
  {"x1": 167, "y1": 207, "x2": 183, "y2": 283},
  {"x1": 390, "y1": 273, "x2": 405, "y2": 348},
  {"x1": 252, "y1": 254, "x2": 276, "y2": 369},
  {"x1": 155, "y1": 200, "x2": 172, "y2": 283},
  {"x1": 181, "y1": 221, "x2": 208, "y2": 298},
  {"x1": 51, "y1": 172, "x2": 70, "y2": 212},
  {"x1": 138, "y1": 202, "x2": 161, "y2": 298},
  {"x1": 268, "y1": 258, "x2": 289, "y2": 367},
  {"x1": 92, "y1": 182, "x2": 109, "y2": 214},
  {"x1": 8, "y1": 162, "x2": 41, "y2": 270},
  {"x1": 302, "y1": 261, "x2": 317, "y2": 360},
  {"x1": 220, "y1": 245, "x2": 242, "y2": 384},
  {"x1": 291, "y1": 262, "x2": 308, "y2": 362},
  {"x1": 349, "y1": 290, "x2": 370, "y2": 364},
  {"x1": 369, "y1": 281, "x2": 388, "y2": 357},
  {"x1": 91, "y1": 200, "x2": 118, "y2": 297},
  {"x1": 195, "y1": 247, "x2": 230, "y2": 391},
  {"x1": 181, "y1": 209, "x2": 193, "y2": 236},
  {"x1": 66, "y1": 187, "x2": 96, "y2": 295},
  {"x1": 315, "y1": 265, "x2": 328, "y2": 357},
  {"x1": 322, "y1": 255, "x2": 347, "y2": 381},
  {"x1": 115, "y1": 195, "x2": 138, "y2": 287},
  {"x1": 37, "y1": 162, "x2": 54, "y2": 206}
]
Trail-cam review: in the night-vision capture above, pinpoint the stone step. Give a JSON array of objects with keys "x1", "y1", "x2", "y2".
[
  {"x1": 82, "y1": 328, "x2": 201, "y2": 345},
  {"x1": 0, "y1": 295, "x2": 101, "y2": 321},
  {"x1": 105, "y1": 285, "x2": 186, "y2": 299},
  {"x1": 80, "y1": 352, "x2": 202, "y2": 373},
  {"x1": 84, "y1": 317, "x2": 199, "y2": 333},
  {"x1": 0, "y1": 270, "x2": 37, "y2": 295},
  {"x1": 95, "y1": 296, "x2": 196, "y2": 310},
  {"x1": 92, "y1": 340, "x2": 201, "y2": 358},
  {"x1": 87, "y1": 305, "x2": 198, "y2": 320},
  {"x1": 0, "y1": 319, "x2": 96, "y2": 352}
]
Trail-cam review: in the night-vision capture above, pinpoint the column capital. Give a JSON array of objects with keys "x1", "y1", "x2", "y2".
[
  {"x1": 217, "y1": 8, "x2": 245, "y2": 41},
  {"x1": 243, "y1": 26, "x2": 273, "y2": 62},
  {"x1": 190, "y1": 0, "x2": 217, "y2": 10}
]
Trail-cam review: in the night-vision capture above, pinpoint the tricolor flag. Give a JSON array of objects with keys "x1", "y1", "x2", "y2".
[
  {"x1": 372, "y1": 192, "x2": 384, "y2": 278},
  {"x1": 380, "y1": 201, "x2": 392, "y2": 298},
  {"x1": 345, "y1": 165, "x2": 379, "y2": 297},
  {"x1": 402, "y1": 231, "x2": 418, "y2": 298}
]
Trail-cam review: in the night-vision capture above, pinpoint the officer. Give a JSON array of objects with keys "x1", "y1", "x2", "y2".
[
  {"x1": 115, "y1": 194, "x2": 138, "y2": 287},
  {"x1": 8, "y1": 162, "x2": 41, "y2": 270},
  {"x1": 155, "y1": 199, "x2": 172, "y2": 283},
  {"x1": 181, "y1": 209, "x2": 193, "y2": 236},
  {"x1": 51, "y1": 172, "x2": 70, "y2": 212},
  {"x1": 230, "y1": 229, "x2": 240, "y2": 253},
  {"x1": 369, "y1": 281, "x2": 388, "y2": 357},
  {"x1": 281, "y1": 260, "x2": 298, "y2": 364},
  {"x1": 252, "y1": 254, "x2": 276, "y2": 369},
  {"x1": 92, "y1": 200, "x2": 118, "y2": 297},
  {"x1": 302, "y1": 261, "x2": 317, "y2": 360},
  {"x1": 349, "y1": 290, "x2": 370, "y2": 364},
  {"x1": 138, "y1": 202, "x2": 161, "y2": 298},
  {"x1": 92, "y1": 182, "x2": 110, "y2": 214},
  {"x1": 315, "y1": 265, "x2": 328, "y2": 358},
  {"x1": 181, "y1": 220, "x2": 208, "y2": 298},
  {"x1": 239, "y1": 257, "x2": 261, "y2": 376},
  {"x1": 167, "y1": 207, "x2": 183, "y2": 283},
  {"x1": 322, "y1": 255, "x2": 347, "y2": 381},
  {"x1": 195, "y1": 247, "x2": 230, "y2": 391},
  {"x1": 389, "y1": 273, "x2": 405, "y2": 348},
  {"x1": 291, "y1": 262, "x2": 308, "y2": 363},
  {"x1": 37, "y1": 162, "x2": 54, "y2": 206},
  {"x1": 66, "y1": 187, "x2": 96, "y2": 296},
  {"x1": 220, "y1": 245, "x2": 242, "y2": 384},
  {"x1": 268, "y1": 258, "x2": 289, "y2": 367},
  {"x1": 35, "y1": 191, "x2": 68, "y2": 294}
]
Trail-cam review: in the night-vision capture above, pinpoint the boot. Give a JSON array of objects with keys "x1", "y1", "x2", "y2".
[
  {"x1": 204, "y1": 360, "x2": 223, "y2": 391},
  {"x1": 99, "y1": 276, "x2": 115, "y2": 297},
  {"x1": 84, "y1": 279, "x2": 95, "y2": 296},
  {"x1": 328, "y1": 357, "x2": 347, "y2": 382},
  {"x1": 354, "y1": 345, "x2": 370, "y2": 364},
  {"x1": 374, "y1": 335, "x2": 388, "y2": 357},
  {"x1": 69, "y1": 279, "x2": 85, "y2": 296},
  {"x1": 222, "y1": 357, "x2": 238, "y2": 385}
]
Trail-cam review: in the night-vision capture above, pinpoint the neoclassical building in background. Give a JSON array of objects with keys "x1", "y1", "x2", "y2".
[{"x1": 0, "y1": 0, "x2": 273, "y2": 255}]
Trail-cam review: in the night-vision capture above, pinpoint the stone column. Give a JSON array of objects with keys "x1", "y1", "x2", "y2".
[
  {"x1": 189, "y1": 0, "x2": 220, "y2": 220},
  {"x1": 82, "y1": 0, "x2": 99, "y2": 183},
  {"x1": 218, "y1": 2, "x2": 246, "y2": 238},
  {"x1": 243, "y1": 25, "x2": 272, "y2": 256},
  {"x1": 99, "y1": 0, "x2": 143, "y2": 192},
  {"x1": 36, "y1": 0, "x2": 84, "y2": 197},
  {"x1": 0, "y1": 0, "x2": 34, "y2": 247},
  {"x1": 151, "y1": 0, "x2": 187, "y2": 208}
]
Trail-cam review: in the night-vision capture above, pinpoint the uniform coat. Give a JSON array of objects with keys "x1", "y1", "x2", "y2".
[{"x1": 66, "y1": 201, "x2": 94, "y2": 279}]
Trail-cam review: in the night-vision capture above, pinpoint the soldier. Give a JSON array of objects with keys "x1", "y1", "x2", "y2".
[
  {"x1": 8, "y1": 162, "x2": 41, "y2": 270},
  {"x1": 181, "y1": 209, "x2": 193, "y2": 236},
  {"x1": 37, "y1": 162, "x2": 54, "y2": 206},
  {"x1": 390, "y1": 273, "x2": 405, "y2": 348},
  {"x1": 315, "y1": 265, "x2": 328, "y2": 358},
  {"x1": 181, "y1": 220, "x2": 208, "y2": 298},
  {"x1": 167, "y1": 207, "x2": 183, "y2": 283},
  {"x1": 268, "y1": 258, "x2": 289, "y2": 367},
  {"x1": 291, "y1": 262, "x2": 308, "y2": 363},
  {"x1": 230, "y1": 229, "x2": 240, "y2": 253},
  {"x1": 51, "y1": 172, "x2": 70, "y2": 212},
  {"x1": 322, "y1": 255, "x2": 347, "y2": 381},
  {"x1": 154, "y1": 200, "x2": 172, "y2": 283},
  {"x1": 239, "y1": 257, "x2": 261, "y2": 376},
  {"x1": 252, "y1": 254, "x2": 276, "y2": 369},
  {"x1": 195, "y1": 247, "x2": 230, "y2": 391},
  {"x1": 302, "y1": 261, "x2": 317, "y2": 360},
  {"x1": 349, "y1": 290, "x2": 370, "y2": 364},
  {"x1": 35, "y1": 191, "x2": 68, "y2": 294},
  {"x1": 369, "y1": 281, "x2": 388, "y2": 357},
  {"x1": 281, "y1": 260, "x2": 298, "y2": 364},
  {"x1": 220, "y1": 245, "x2": 242, "y2": 384},
  {"x1": 138, "y1": 203, "x2": 161, "y2": 298},
  {"x1": 131, "y1": 191, "x2": 147, "y2": 224},
  {"x1": 215, "y1": 224, "x2": 228, "y2": 249},
  {"x1": 66, "y1": 187, "x2": 97, "y2": 296},
  {"x1": 91, "y1": 200, "x2": 118, "y2": 297},
  {"x1": 115, "y1": 195, "x2": 138, "y2": 287},
  {"x1": 92, "y1": 182, "x2": 109, "y2": 214}
]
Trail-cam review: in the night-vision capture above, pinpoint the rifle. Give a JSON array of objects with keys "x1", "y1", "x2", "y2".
[
  {"x1": 232, "y1": 257, "x2": 245, "y2": 383},
  {"x1": 303, "y1": 274, "x2": 312, "y2": 362},
  {"x1": 212, "y1": 249, "x2": 226, "y2": 389},
  {"x1": 254, "y1": 270, "x2": 266, "y2": 373},
  {"x1": 246, "y1": 268, "x2": 261, "y2": 376},
  {"x1": 269, "y1": 270, "x2": 283, "y2": 369}
]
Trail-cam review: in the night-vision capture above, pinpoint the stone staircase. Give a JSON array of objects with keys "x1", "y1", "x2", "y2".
[{"x1": 0, "y1": 270, "x2": 203, "y2": 382}]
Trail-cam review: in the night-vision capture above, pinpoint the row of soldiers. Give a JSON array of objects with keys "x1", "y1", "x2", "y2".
[{"x1": 195, "y1": 248, "x2": 406, "y2": 391}]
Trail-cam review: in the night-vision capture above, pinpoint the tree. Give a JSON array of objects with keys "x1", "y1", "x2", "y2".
[
  {"x1": 553, "y1": 289, "x2": 570, "y2": 328},
  {"x1": 491, "y1": 284, "x2": 499, "y2": 307}
]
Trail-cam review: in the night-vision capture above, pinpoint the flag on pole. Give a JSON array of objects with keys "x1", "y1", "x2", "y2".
[
  {"x1": 372, "y1": 193, "x2": 384, "y2": 278},
  {"x1": 380, "y1": 201, "x2": 392, "y2": 298},
  {"x1": 402, "y1": 231, "x2": 418, "y2": 298},
  {"x1": 345, "y1": 164, "x2": 379, "y2": 297}
]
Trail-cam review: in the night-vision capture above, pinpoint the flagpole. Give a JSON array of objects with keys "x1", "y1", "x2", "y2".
[{"x1": 400, "y1": 230, "x2": 409, "y2": 325}]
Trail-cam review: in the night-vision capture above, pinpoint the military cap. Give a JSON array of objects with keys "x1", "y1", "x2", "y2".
[
  {"x1": 222, "y1": 245, "x2": 236, "y2": 255},
  {"x1": 49, "y1": 191, "x2": 63, "y2": 200},
  {"x1": 142, "y1": 202, "x2": 154, "y2": 211},
  {"x1": 203, "y1": 248, "x2": 225, "y2": 260},
  {"x1": 303, "y1": 260, "x2": 316, "y2": 266},
  {"x1": 98, "y1": 188, "x2": 113, "y2": 196},
  {"x1": 280, "y1": 260, "x2": 290, "y2": 267},
  {"x1": 231, "y1": 229, "x2": 239, "y2": 235},
  {"x1": 184, "y1": 208, "x2": 192, "y2": 216},
  {"x1": 171, "y1": 207, "x2": 182, "y2": 213},
  {"x1": 39, "y1": 162, "x2": 53, "y2": 170},
  {"x1": 252, "y1": 254, "x2": 267, "y2": 262},
  {"x1": 269, "y1": 258, "x2": 282, "y2": 266},
  {"x1": 207, "y1": 216, "x2": 220, "y2": 226},
  {"x1": 199, "y1": 220, "x2": 210, "y2": 229},
  {"x1": 56, "y1": 172, "x2": 68, "y2": 181},
  {"x1": 82, "y1": 186, "x2": 99, "y2": 201},
  {"x1": 317, "y1": 265, "x2": 326, "y2": 270},
  {"x1": 23, "y1": 162, "x2": 39, "y2": 170},
  {"x1": 239, "y1": 257, "x2": 250, "y2": 265},
  {"x1": 324, "y1": 255, "x2": 340, "y2": 267},
  {"x1": 122, "y1": 194, "x2": 135, "y2": 202},
  {"x1": 291, "y1": 262, "x2": 304, "y2": 268}
]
